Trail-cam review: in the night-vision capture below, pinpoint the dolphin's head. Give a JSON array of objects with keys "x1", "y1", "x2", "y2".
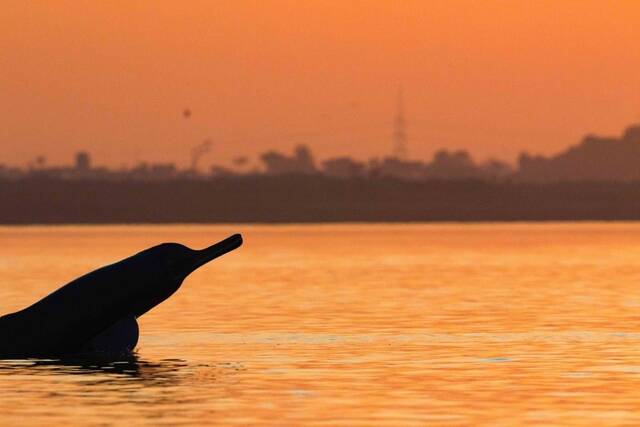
[
  {"x1": 149, "y1": 234, "x2": 243, "y2": 281},
  {"x1": 124, "y1": 234, "x2": 243, "y2": 318}
]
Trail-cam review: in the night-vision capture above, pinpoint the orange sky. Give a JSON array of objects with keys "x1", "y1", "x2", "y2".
[{"x1": 1, "y1": 0, "x2": 639, "y2": 169}]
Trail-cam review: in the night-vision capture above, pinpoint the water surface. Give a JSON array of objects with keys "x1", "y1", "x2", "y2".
[{"x1": 2, "y1": 223, "x2": 640, "y2": 425}]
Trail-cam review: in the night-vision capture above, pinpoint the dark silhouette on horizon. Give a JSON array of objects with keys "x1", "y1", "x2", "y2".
[
  {"x1": 2, "y1": 123, "x2": 640, "y2": 183},
  {"x1": 0, "y1": 234, "x2": 242, "y2": 358},
  {"x1": 261, "y1": 145, "x2": 317, "y2": 175},
  {"x1": 517, "y1": 125, "x2": 640, "y2": 182},
  {"x1": 2, "y1": 124, "x2": 640, "y2": 223}
]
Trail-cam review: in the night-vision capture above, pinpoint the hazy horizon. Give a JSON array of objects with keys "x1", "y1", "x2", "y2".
[{"x1": 2, "y1": 1, "x2": 639, "y2": 168}]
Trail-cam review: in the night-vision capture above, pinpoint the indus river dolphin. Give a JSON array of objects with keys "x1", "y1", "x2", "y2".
[{"x1": 0, "y1": 234, "x2": 243, "y2": 359}]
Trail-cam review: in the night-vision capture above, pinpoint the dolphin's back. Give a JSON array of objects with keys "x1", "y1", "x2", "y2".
[{"x1": 0, "y1": 251, "x2": 181, "y2": 358}]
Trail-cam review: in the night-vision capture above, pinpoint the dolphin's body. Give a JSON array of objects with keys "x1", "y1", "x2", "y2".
[{"x1": 0, "y1": 234, "x2": 242, "y2": 359}]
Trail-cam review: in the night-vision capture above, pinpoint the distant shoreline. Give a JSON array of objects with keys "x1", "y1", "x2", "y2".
[
  {"x1": 3, "y1": 220, "x2": 640, "y2": 227},
  {"x1": 3, "y1": 175, "x2": 640, "y2": 224}
]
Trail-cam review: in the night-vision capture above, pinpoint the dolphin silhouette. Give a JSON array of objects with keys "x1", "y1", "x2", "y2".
[{"x1": 0, "y1": 233, "x2": 242, "y2": 359}]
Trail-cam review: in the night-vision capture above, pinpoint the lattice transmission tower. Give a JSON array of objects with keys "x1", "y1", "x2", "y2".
[{"x1": 393, "y1": 88, "x2": 408, "y2": 159}]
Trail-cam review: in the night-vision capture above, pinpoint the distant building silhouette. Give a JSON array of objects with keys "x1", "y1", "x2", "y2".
[
  {"x1": 517, "y1": 124, "x2": 640, "y2": 182},
  {"x1": 210, "y1": 165, "x2": 236, "y2": 177},
  {"x1": 261, "y1": 145, "x2": 316, "y2": 175},
  {"x1": 480, "y1": 159, "x2": 513, "y2": 180},
  {"x1": 127, "y1": 163, "x2": 178, "y2": 180},
  {"x1": 369, "y1": 157, "x2": 425, "y2": 180},
  {"x1": 75, "y1": 151, "x2": 91, "y2": 171},
  {"x1": 425, "y1": 150, "x2": 482, "y2": 180},
  {"x1": 322, "y1": 157, "x2": 365, "y2": 178}
]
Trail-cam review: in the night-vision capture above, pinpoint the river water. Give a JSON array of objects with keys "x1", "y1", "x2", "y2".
[{"x1": 2, "y1": 223, "x2": 640, "y2": 425}]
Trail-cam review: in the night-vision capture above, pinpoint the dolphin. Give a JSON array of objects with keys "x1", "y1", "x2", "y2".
[{"x1": 0, "y1": 233, "x2": 242, "y2": 359}]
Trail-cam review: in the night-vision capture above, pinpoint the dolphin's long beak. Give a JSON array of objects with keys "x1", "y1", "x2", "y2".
[{"x1": 188, "y1": 234, "x2": 243, "y2": 274}]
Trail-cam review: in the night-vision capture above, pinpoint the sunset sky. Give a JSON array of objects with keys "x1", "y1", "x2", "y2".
[{"x1": 1, "y1": 1, "x2": 639, "y2": 169}]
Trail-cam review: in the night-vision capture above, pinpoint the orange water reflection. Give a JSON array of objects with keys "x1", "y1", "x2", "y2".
[{"x1": 2, "y1": 223, "x2": 640, "y2": 425}]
